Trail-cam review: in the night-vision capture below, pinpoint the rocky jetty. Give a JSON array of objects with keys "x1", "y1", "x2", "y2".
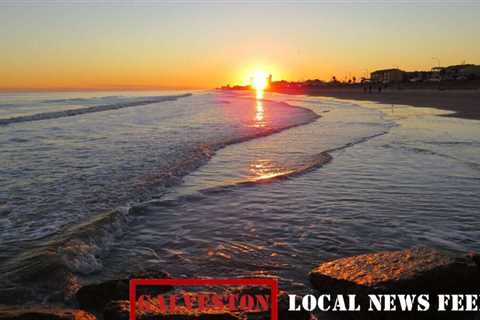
[{"x1": 4, "y1": 248, "x2": 480, "y2": 320}]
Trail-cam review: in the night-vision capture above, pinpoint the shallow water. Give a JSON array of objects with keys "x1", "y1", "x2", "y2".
[
  {"x1": 1, "y1": 90, "x2": 479, "y2": 304},
  {"x1": 0, "y1": 90, "x2": 317, "y2": 302},
  {"x1": 100, "y1": 94, "x2": 480, "y2": 294}
]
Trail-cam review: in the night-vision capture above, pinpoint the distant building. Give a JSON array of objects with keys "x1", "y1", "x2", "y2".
[
  {"x1": 371, "y1": 68, "x2": 406, "y2": 83},
  {"x1": 444, "y1": 64, "x2": 480, "y2": 80},
  {"x1": 429, "y1": 64, "x2": 480, "y2": 81},
  {"x1": 405, "y1": 70, "x2": 434, "y2": 82}
]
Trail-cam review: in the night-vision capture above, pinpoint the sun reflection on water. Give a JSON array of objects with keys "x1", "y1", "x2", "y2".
[
  {"x1": 254, "y1": 98, "x2": 265, "y2": 128},
  {"x1": 249, "y1": 159, "x2": 295, "y2": 181},
  {"x1": 253, "y1": 87, "x2": 267, "y2": 128},
  {"x1": 256, "y1": 88, "x2": 264, "y2": 100}
]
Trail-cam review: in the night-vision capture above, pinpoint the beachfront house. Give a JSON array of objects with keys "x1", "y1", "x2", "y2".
[{"x1": 370, "y1": 68, "x2": 405, "y2": 83}]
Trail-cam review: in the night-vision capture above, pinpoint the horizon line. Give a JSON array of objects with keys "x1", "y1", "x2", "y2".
[{"x1": 0, "y1": 85, "x2": 213, "y2": 92}]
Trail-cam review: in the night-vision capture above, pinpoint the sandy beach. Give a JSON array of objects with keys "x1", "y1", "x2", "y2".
[{"x1": 276, "y1": 88, "x2": 480, "y2": 120}]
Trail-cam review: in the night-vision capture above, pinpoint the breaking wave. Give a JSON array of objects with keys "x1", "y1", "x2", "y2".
[{"x1": 0, "y1": 94, "x2": 192, "y2": 125}]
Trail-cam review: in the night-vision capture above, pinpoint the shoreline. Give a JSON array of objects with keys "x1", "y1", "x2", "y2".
[{"x1": 271, "y1": 88, "x2": 480, "y2": 120}]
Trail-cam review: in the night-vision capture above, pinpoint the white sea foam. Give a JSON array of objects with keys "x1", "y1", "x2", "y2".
[{"x1": 0, "y1": 94, "x2": 191, "y2": 125}]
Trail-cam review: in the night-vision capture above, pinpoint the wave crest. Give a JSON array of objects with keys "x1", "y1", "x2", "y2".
[{"x1": 0, "y1": 94, "x2": 192, "y2": 126}]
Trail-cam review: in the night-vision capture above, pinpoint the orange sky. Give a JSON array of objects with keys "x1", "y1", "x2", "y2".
[{"x1": 1, "y1": 2, "x2": 479, "y2": 90}]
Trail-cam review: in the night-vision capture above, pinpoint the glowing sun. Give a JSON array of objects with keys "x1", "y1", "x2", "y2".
[{"x1": 251, "y1": 71, "x2": 270, "y2": 91}]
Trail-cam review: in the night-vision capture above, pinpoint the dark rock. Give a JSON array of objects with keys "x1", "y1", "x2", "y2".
[
  {"x1": 76, "y1": 270, "x2": 172, "y2": 311},
  {"x1": 0, "y1": 307, "x2": 95, "y2": 320},
  {"x1": 309, "y1": 247, "x2": 480, "y2": 319},
  {"x1": 470, "y1": 252, "x2": 480, "y2": 268},
  {"x1": 228, "y1": 285, "x2": 273, "y2": 297},
  {"x1": 226, "y1": 285, "x2": 316, "y2": 319},
  {"x1": 103, "y1": 301, "x2": 129, "y2": 320},
  {"x1": 103, "y1": 300, "x2": 242, "y2": 320},
  {"x1": 310, "y1": 247, "x2": 480, "y2": 292}
]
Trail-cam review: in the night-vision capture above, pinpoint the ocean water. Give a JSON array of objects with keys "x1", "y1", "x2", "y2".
[{"x1": 1, "y1": 90, "x2": 479, "y2": 304}]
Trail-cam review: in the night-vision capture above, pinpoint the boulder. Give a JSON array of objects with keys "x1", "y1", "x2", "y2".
[
  {"x1": 76, "y1": 270, "x2": 172, "y2": 311},
  {"x1": 309, "y1": 247, "x2": 480, "y2": 319},
  {"x1": 103, "y1": 301, "x2": 129, "y2": 320},
  {"x1": 310, "y1": 247, "x2": 480, "y2": 292},
  {"x1": 0, "y1": 307, "x2": 95, "y2": 320}
]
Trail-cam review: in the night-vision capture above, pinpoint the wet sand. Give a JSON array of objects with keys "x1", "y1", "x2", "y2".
[{"x1": 276, "y1": 88, "x2": 480, "y2": 120}]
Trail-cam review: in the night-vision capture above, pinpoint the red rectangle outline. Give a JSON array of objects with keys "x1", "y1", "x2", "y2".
[{"x1": 129, "y1": 278, "x2": 278, "y2": 320}]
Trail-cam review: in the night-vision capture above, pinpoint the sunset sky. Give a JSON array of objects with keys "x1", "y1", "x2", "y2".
[{"x1": 1, "y1": 1, "x2": 479, "y2": 90}]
